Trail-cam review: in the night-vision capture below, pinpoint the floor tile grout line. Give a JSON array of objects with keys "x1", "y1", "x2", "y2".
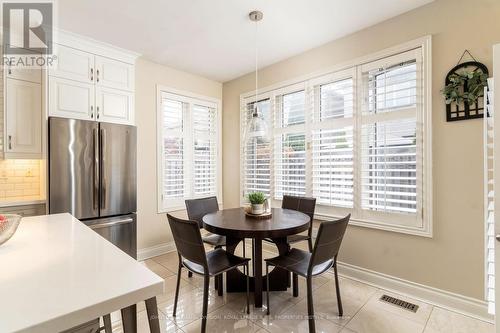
[
  {"x1": 340, "y1": 287, "x2": 381, "y2": 329},
  {"x1": 421, "y1": 305, "x2": 434, "y2": 333}
]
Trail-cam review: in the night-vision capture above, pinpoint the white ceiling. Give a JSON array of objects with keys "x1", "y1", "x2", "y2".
[{"x1": 57, "y1": 0, "x2": 433, "y2": 82}]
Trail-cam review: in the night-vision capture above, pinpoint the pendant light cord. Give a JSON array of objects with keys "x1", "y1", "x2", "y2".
[{"x1": 254, "y1": 17, "x2": 259, "y2": 117}]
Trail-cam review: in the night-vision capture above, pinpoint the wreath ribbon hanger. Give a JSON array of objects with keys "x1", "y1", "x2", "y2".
[{"x1": 456, "y1": 49, "x2": 478, "y2": 66}]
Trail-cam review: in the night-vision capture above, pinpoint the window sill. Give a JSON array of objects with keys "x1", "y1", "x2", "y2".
[
  {"x1": 158, "y1": 203, "x2": 225, "y2": 215},
  {"x1": 314, "y1": 212, "x2": 433, "y2": 238},
  {"x1": 157, "y1": 206, "x2": 186, "y2": 214}
]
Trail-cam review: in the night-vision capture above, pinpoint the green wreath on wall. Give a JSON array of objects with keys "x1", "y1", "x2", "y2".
[
  {"x1": 441, "y1": 50, "x2": 489, "y2": 122},
  {"x1": 441, "y1": 69, "x2": 488, "y2": 105}
]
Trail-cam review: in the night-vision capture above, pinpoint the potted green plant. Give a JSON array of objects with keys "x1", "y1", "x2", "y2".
[{"x1": 247, "y1": 192, "x2": 266, "y2": 215}]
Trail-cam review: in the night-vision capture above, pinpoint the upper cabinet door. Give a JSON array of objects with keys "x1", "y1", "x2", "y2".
[
  {"x1": 96, "y1": 87, "x2": 134, "y2": 125},
  {"x1": 4, "y1": 45, "x2": 42, "y2": 83},
  {"x1": 5, "y1": 78, "x2": 42, "y2": 156},
  {"x1": 49, "y1": 76, "x2": 95, "y2": 121},
  {"x1": 95, "y1": 56, "x2": 134, "y2": 91},
  {"x1": 6, "y1": 64, "x2": 42, "y2": 84},
  {"x1": 49, "y1": 45, "x2": 95, "y2": 83}
]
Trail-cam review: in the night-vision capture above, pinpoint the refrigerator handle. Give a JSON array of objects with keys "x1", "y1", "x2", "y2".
[
  {"x1": 93, "y1": 128, "x2": 99, "y2": 211},
  {"x1": 100, "y1": 128, "x2": 107, "y2": 210}
]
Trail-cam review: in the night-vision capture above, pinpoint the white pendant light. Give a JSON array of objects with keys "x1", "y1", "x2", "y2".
[{"x1": 244, "y1": 10, "x2": 269, "y2": 144}]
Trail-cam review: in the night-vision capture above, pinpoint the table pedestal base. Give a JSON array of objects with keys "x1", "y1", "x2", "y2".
[{"x1": 225, "y1": 237, "x2": 290, "y2": 308}]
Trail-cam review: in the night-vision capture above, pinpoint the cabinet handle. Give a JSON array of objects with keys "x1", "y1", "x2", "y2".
[
  {"x1": 8, "y1": 135, "x2": 12, "y2": 150},
  {"x1": 97, "y1": 106, "x2": 100, "y2": 119},
  {"x1": 90, "y1": 105, "x2": 94, "y2": 118},
  {"x1": 90, "y1": 68, "x2": 93, "y2": 81},
  {"x1": 96, "y1": 69, "x2": 99, "y2": 83}
]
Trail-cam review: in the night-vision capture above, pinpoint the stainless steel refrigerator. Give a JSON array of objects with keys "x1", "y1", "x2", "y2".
[{"x1": 48, "y1": 117, "x2": 137, "y2": 259}]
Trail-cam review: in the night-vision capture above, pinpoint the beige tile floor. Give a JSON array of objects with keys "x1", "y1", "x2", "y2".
[{"x1": 108, "y1": 246, "x2": 494, "y2": 333}]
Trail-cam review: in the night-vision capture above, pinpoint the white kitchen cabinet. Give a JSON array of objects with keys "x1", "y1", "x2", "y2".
[
  {"x1": 95, "y1": 56, "x2": 134, "y2": 91},
  {"x1": 6, "y1": 64, "x2": 42, "y2": 84},
  {"x1": 49, "y1": 44, "x2": 94, "y2": 83},
  {"x1": 47, "y1": 33, "x2": 138, "y2": 125},
  {"x1": 49, "y1": 76, "x2": 95, "y2": 121},
  {"x1": 5, "y1": 78, "x2": 42, "y2": 157},
  {"x1": 96, "y1": 86, "x2": 134, "y2": 124},
  {"x1": 3, "y1": 45, "x2": 42, "y2": 83}
]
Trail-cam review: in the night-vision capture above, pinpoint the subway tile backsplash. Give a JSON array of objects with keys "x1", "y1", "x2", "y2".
[{"x1": 0, "y1": 160, "x2": 42, "y2": 200}]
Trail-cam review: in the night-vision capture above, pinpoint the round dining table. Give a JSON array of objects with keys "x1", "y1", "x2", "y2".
[{"x1": 202, "y1": 207, "x2": 310, "y2": 308}]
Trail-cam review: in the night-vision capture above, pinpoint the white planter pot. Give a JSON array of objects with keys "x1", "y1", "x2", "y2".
[{"x1": 251, "y1": 204, "x2": 264, "y2": 215}]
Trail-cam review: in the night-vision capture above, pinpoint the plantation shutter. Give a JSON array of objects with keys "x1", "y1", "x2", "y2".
[
  {"x1": 312, "y1": 76, "x2": 355, "y2": 207},
  {"x1": 161, "y1": 96, "x2": 186, "y2": 203},
  {"x1": 484, "y1": 79, "x2": 495, "y2": 314},
  {"x1": 274, "y1": 89, "x2": 307, "y2": 198},
  {"x1": 242, "y1": 98, "x2": 272, "y2": 196},
  {"x1": 360, "y1": 49, "x2": 422, "y2": 218},
  {"x1": 159, "y1": 91, "x2": 219, "y2": 210},
  {"x1": 239, "y1": 42, "x2": 430, "y2": 234},
  {"x1": 193, "y1": 104, "x2": 217, "y2": 196}
]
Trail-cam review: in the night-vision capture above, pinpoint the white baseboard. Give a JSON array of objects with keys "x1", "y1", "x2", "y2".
[
  {"x1": 137, "y1": 241, "x2": 175, "y2": 261},
  {"x1": 337, "y1": 261, "x2": 493, "y2": 323}
]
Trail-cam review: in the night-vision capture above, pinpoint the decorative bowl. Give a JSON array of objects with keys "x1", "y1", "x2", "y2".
[{"x1": 0, "y1": 214, "x2": 22, "y2": 246}]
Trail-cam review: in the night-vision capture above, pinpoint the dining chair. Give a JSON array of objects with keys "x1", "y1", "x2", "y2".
[
  {"x1": 185, "y1": 197, "x2": 223, "y2": 280},
  {"x1": 265, "y1": 214, "x2": 350, "y2": 333},
  {"x1": 185, "y1": 196, "x2": 225, "y2": 249},
  {"x1": 185, "y1": 196, "x2": 246, "y2": 293},
  {"x1": 167, "y1": 214, "x2": 250, "y2": 333},
  {"x1": 281, "y1": 195, "x2": 317, "y2": 252}
]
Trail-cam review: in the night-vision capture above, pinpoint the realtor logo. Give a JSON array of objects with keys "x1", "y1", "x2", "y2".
[{"x1": 3, "y1": 2, "x2": 53, "y2": 54}]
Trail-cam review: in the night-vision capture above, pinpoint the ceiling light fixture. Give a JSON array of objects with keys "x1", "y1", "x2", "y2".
[{"x1": 244, "y1": 10, "x2": 269, "y2": 143}]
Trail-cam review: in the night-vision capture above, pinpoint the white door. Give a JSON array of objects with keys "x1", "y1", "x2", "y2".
[
  {"x1": 5, "y1": 78, "x2": 42, "y2": 156},
  {"x1": 95, "y1": 87, "x2": 134, "y2": 125},
  {"x1": 95, "y1": 56, "x2": 134, "y2": 91},
  {"x1": 49, "y1": 44, "x2": 95, "y2": 83},
  {"x1": 49, "y1": 76, "x2": 95, "y2": 121}
]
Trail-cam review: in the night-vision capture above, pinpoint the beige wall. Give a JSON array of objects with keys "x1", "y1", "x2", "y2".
[
  {"x1": 222, "y1": 0, "x2": 500, "y2": 299},
  {"x1": 135, "y1": 58, "x2": 222, "y2": 250}
]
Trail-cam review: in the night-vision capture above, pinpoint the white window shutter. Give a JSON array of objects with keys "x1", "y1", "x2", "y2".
[
  {"x1": 312, "y1": 127, "x2": 354, "y2": 207},
  {"x1": 361, "y1": 119, "x2": 418, "y2": 214},
  {"x1": 193, "y1": 104, "x2": 217, "y2": 196},
  {"x1": 360, "y1": 51, "x2": 421, "y2": 217},
  {"x1": 239, "y1": 41, "x2": 431, "y2": 235},
  {"x1": 159, "y1": 91, "x2": 220, "y2": 210},
  {"x1": 312, "y1": 77, "x2": 355, "y2": 207},
  {"x1": 161, "y1": 98, "x2": 185, "y2": 202},
  {"x1": 484, "y1": 79, "x2": 495, "y2": 314},
  {"x1": 274, "y1": 90, "x2": 307, "y2": 199}
]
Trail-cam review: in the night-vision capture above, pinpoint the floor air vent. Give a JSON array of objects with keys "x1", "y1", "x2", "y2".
[{"x1": 379, "y1": 294, "x2": 419, "y2": 313}]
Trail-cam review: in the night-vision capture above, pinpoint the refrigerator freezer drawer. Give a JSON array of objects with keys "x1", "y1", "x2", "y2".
[{"x1": 86, "y1": 214, "x2": 137, "y2": 259}]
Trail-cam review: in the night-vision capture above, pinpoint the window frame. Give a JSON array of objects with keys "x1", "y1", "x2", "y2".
[
  {"x1": 157, "y1": 85, "x2": 222, "y2": 213},
  {"x1": 239, "y1": 36, "x2": 432, "y2": 237}
]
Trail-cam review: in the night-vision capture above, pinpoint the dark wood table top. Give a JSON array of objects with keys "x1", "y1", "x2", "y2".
[{"x1": 202, "y1": 207, "x2": 310, "y2": 239}]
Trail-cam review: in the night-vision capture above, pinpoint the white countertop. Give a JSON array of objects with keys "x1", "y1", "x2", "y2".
[
  {"x1": 0, "y1": 197, "x2": 46, "y2": 207},
  {"x1": 0, "y1": 213, "x2": 164, "y2": 333}
]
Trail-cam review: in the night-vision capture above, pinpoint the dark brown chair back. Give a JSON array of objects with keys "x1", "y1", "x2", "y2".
[
  {"x1": 309, "y1": 214, "x2": 350, "y2": 273},
  {"x1": 282, "y1": 195, "x2": 316, "y2": 236},
  {"x1": 185, "y1": 196, "x2": 219, "y2": 229},
  {"x1": 167, "y1": 214, "x2": 208, "y2": 270}
]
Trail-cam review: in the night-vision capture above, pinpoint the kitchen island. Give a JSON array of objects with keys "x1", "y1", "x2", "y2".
[{"x1": 0, "y1": 213, "x2": 164, "y2": 333}]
